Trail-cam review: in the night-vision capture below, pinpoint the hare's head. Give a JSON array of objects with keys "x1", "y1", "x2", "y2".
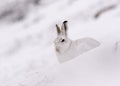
[{"x1": 54, "y1": 21, "x2": 72, "y2": 53}]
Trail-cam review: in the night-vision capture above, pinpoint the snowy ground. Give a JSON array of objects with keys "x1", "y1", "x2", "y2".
[{"x1": 0, "y1": 0, "x2": 120, "y2": 86}]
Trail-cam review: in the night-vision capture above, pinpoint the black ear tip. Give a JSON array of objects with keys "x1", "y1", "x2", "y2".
[
  {"x1": 56, "y1": 24, "x2": 59, "y2": 27},
  {"x1": 63, "y1": 21, "x2": 68, "y2": 24}
]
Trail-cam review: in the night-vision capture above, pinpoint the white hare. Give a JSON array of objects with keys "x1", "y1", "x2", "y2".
[{"x1": 54, "y1": 21, "x2": 100, "y2": 63}]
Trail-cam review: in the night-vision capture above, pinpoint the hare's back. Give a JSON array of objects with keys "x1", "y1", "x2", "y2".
[{"x1": 75, "y1": 37, "x2": 100, "y2": 52}]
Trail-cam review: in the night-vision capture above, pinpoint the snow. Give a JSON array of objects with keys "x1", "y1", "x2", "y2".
[{"x1": 0, "y1": 0, "x2": 120, "y2": 86}]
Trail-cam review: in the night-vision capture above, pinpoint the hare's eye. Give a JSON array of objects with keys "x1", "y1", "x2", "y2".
[{"x1": 61, "y1": 39, "x2": 65, "y2": 42}]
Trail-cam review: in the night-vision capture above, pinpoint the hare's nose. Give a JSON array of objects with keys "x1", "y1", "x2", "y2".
[
  {"x1": 55, "y1": 42, "x2": 59, "y2": 47},
  {"x1": 54, "y1": 41, "x2": 57, "y2": 44}
]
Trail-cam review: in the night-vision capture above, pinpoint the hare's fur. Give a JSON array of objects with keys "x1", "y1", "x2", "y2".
[{"x1": 54, "y1": 21, "x2": 100, "y2": 63}]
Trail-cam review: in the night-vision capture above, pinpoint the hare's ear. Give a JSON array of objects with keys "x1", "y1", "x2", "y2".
[
  {"x1": 56, "y1": 24, "x2": 61, "y2": 35},
  {"x1": 61, "y1": 21, "x2": 68, "y2": 36}
]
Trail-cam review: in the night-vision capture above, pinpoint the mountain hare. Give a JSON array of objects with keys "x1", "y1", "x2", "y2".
[{"x1": 54, "y1": 21, "x2": 100, "y2": 63}]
